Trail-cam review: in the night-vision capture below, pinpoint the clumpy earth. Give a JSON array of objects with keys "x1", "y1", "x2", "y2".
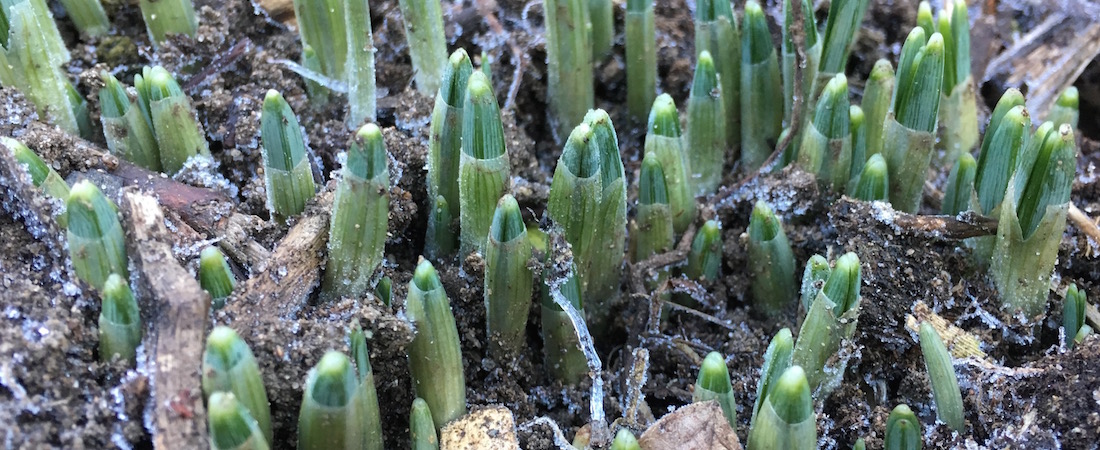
[{"x1": 2, "y1": 0, "x2": 1100, "y2": 448}]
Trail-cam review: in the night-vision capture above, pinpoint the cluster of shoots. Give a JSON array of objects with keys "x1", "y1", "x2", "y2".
[
  {"x1": 100, "y1": 66, "x2": 212, "y2": 175},
  {"x1": 927, "y1": 79, "x2": 1079, "y2": 319},
  {"x1": 1063, "y1": 284, "x2": 1093, "y2": 348},
  {"x1": 425, "y1": 50, "x2": 473, "y2": 257},
  {"x1": 291, "y1": 0, "x2": 375, "y2": 127},
  {"x1": 548, "y1": 109, "x2": 627, "y2": 331},
  {"x1": 0, "y1": 0, "x2": 201, "y2": 136},
  {"x1": 792, "y1": 252, "x2": 862, "y2": 392},
  {"x1": 883, "y1": 27, "x2": 945, "y2": 212},
  {"x1": 423, "y1": 49, "x2": 513, "y2": 258},
  {"x1": 18, "y1": 0, "x2": 1094, "y2": 445},
  {"x1": 990, "y1": 120, "x2": 1077, "y2": 318},
  {"x1": 0, "y1": 0, "x2": 90, "y2": 137},
  {"x1": 60, "y1": 180, "x2": 144, "y2": 364},
  {"x1": 681, "y1": 252, "x2": 863, "y2": 447},
  {"x1": 10, "y1": 140, "x2": 144, "y2": 364},
  {"x1": 923, "y1": 0, "x2": 978, "y2": 163},
  {"x1": 298, "y1": 323, "x2": 383, "y2": 449}
]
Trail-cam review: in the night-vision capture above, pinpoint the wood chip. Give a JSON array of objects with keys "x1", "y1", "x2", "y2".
[
  {"x1": 907, "y1": 301, "x2": 989, "y2": 360},
  {"x1": 441, "y1": 405, "x2": 520, "y2": 450},
  {"x1": 119, "y1": 189, "x2": 210, "y2": 450},
  {"x1": 1068, "y1": 203, "x2": 1100, "y2": 257},
  {"x1": 983, "y1": 13, "x2": 1100, "y2": 119},
  {"x1": 229, "y1": 191, "x2": 332, "y2": 317}
]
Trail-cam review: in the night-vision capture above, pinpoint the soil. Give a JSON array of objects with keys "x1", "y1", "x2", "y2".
[{"x1": 3, "y1": 0, "x2": 1100, "y2": 449}]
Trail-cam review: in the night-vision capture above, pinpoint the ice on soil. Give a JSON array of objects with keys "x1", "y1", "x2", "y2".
[
  {"x1": 394, "y1": 114, "x2": 430, "y2": 137},
  {"x1": 173, "y1": 155, "x2": 239, "y2": 199}
]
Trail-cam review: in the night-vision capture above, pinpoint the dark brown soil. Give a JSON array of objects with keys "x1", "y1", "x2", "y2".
[{"x1": 3, "y1": 0, "x2": 1100, "y2": 449}]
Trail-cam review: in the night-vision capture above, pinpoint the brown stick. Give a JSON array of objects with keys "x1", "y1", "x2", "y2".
[
  {"x1": 1086, "y1": 303, "x2": 1100, "y2": 331},
  {"x1": 843, "y1": 198, "x2": 998, "y2": 239},
  {"x1": 629, "y1": 223, "x2": 698, "y2": 296},
  {"x1": 229, "y1": 191, "x2": 333, "y2": 316},
  {"x1": 110, "y1": 159, "x2": 234, "y2": 233},
  {"x1": 982, "y1": 13, "x2": 1100, "y2": 119},
  {"x1": 1068, "y1": 203, "x2": 1100, "y2": 248},
  {"x1": 622, "y1": 348, "x2": 651, "y2": 428},
  {"x1": 119, "y1": 189, "x2": 210, "y2": 450}
]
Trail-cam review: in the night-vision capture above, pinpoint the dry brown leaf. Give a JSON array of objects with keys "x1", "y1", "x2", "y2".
[{"x1": 638, "y1": 401, "x2": 742, "y2": 450}]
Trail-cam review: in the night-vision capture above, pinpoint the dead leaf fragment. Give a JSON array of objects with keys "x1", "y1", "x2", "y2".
[{"x1": 638, "y1": 401, "x2": 742, "y2": 450}]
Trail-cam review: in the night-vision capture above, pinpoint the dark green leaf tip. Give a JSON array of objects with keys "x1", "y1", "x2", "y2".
[
  {"x1": 647, "y1": 94, "x2": 681, "y2": 138},
  {"x1": 310, "y1": 351, "x2": 354, "y2": 407},
  {"x1": 691, "y1": 51, "x2": 719, "y2": 97},
  {"x1": 413, "y1": 258, "x2": 443, "y2": 292},
  {"x1": 749, "y1": 200, "x2": 781, "y2": 242},
  {"x1": 440, "y1": 49, "x2": 474, "y2": 106},
  {"x1": 769, "y1": 365, "x2": 812, "y2": 424},
  {"x1": 639, "y1": 153, "x2": 669, "y2": 205},
  {"x1": 490, "y1": 194, "x2": 525, "y2": 243},
  {"x1": 562, "y1": 122, "x2": 599, "y2": 178},
  {"x1": 744, "y1": 1, "x2": 774, "y2": 64},
  {"x1": 102, "y1": 273, "x2": 137, "y2": 325},
  {"x1": 697, "y1": 351, "x2": 732, "y2": 393}
]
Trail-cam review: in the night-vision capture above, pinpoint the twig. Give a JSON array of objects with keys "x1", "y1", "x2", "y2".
[
  {"x1": 851, "y1": 198, "x2": 998, "y2": 239},
  {"x1": 183, "y1": 38, "x2": 253, "y2": 92},
  {"x1": 906, "y1": 301, "x2": 989, "y2": 360},
  {"x1": 1086, "y1": 303, "x2": 1100, "y2": 331},
  {"x1": 119, "y1": 189, "x2": 210, "y2": 450},
  {"x1": 226, "y1": 191, "x2": 333, "y2": 318},
  {"x1": 1068, "y1": 203, "x2": 1100, "y2": 248},
  {"x1": 622, "y1": 348, "x2": 650, "y2": 428},
  {"x1": 661, "y1": 301, "x2": 737, "y2": 332},
  {"x1": 710, "y1": 0, "x2": 808, "y2": 206},
  {"x1": 630, "y1": 223, "x2": 698, "y2": 295}
]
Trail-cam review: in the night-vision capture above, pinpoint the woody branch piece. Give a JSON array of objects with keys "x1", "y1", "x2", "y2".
[
  {"x1": 227, "y1": 191, "x2": 333, "y2": 317},
  {"x1": 119, "y1": 189, "x2": 210, "y2": 450},
  {"x1": 839, "y1": 197, "x2": 997, "y2": 240}
]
